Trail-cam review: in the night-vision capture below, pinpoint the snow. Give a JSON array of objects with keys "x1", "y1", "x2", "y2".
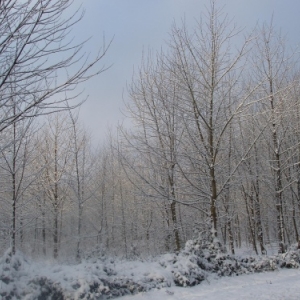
[
  {"x1": 121, "y1": 269, "x2": 300, "y2": 300},
  {"x1": 0, "y1": 240, "x2": 300, "y2": 299}
]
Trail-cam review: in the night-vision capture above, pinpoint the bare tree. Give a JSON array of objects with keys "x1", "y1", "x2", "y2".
[
  {"x1": 167, "y1": 0, "x2": 254, "y2": 241},
  {"x1": 0, "y1": 103, "x2": 36, "y2": 255},
  {"x1": 0, "y1": 0, "x2": 109, "y2": 134},
  {"x1": 0, "y1": 0, "x2": 109, "y2": 257},
  {"x1": 68, "y1": 110, "x2": 95, "y2": 262},
  {"x1": 36, "y1": 113, "x2": 73, "y2": 259},
  {"x1": 251, "y1": 21, "x2": 300, "y2": 253},
  {"x1": 122, "y1": 51, "x2": 185, "y2": 251}
]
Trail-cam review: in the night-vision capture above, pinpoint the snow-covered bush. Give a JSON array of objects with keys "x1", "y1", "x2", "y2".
[
  {"x1": 27, "y1": 277, "x2": 64, "y2": 300},
  {"x1": 0, "y1": 241, "x2": 299, "y2": 299},
  {"x1": 165, "y1": 238, "x2": 300, "y2": 287},
  {"x1": 0, "y1": 248, "x2": 30, "y2": 299}
]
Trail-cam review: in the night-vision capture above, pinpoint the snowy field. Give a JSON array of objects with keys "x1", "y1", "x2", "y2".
[{"x1": 122, "y1": 269, "x2": 300, "y2": 300}]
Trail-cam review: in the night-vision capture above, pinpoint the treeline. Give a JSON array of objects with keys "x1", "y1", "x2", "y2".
[{"x1": 1, "y1": 0, "x2": 300, "y2": 261}]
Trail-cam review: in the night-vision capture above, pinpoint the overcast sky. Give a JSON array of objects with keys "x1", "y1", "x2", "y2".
[{"x1": 73, "y1": 0, "x2": 300, "y2": 145}]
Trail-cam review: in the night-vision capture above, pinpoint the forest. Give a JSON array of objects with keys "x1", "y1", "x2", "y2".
[{"x1": 1, "y1": 0, "x2": 300, "y2": 266}]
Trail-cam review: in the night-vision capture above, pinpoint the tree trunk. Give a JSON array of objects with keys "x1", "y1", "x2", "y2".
[{"x1": 171, "y1": 201, "x2": 180, "y2": 251}]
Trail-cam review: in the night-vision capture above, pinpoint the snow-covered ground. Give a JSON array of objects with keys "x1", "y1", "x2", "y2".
[
  {"x1": 1, "y1": 239, "x2": 300, "y2": 299},
  {"x1": 122, "y1": 269, "x2": 300, "y2": 300}
]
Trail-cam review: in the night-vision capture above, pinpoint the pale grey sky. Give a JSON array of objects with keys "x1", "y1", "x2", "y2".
[{"x1": 73, "y1": 0, "x2": 300, "y2": 144}]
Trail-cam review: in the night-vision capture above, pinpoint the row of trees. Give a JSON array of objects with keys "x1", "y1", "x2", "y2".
[
  {"x1": 0, "y1": 0, "x2": 108, "y2": 260},
  {"x1": 1, "y1": 0, "x2": 300, "y2": 260},
  {"x1": 0, "y1": 112, "x2": 172, "y2": 260},
  {"x1": 120, "y1": 2, "x2": 300, "y2": 255}
]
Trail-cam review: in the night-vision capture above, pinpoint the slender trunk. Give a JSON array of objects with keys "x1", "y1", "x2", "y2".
[
  {"x1": 19, "y1": 200, "x2": 23, "y2": 251},
  {"x1": 74, "y1": 130, "x2": 85, "y2": 262},
  {"x1": 210, "y1": 169, "x2": 218, "y2": 238},
  {"x1": 53, "y1": 209, "x2": 58, "y2": 259},
  {"x1": 243, "y1": 186, "x2": 258, "y2": 254},
  {"x1": 53, "y1": 135, "x2": 59, "y2": 259},
  {"x1": 169, "y1": 164, "x2": 181, "y2": 251},
  {"x1": 268, "y1": 67, "x2": 285, "y2": 253},
  {"x1": 254, "y1": 145, "x2": 266, "y2": 254},
  {"x1": 120, "y1": 176, "x2": 128, "y2": 258},
  {"x1": 12, "y1": 112, "x2": 17, "y2": 255},
  {"x1": 292, "y1": 195, "x2": 299, "y2": 241},
  {"x1": 58, "y1": 204, "x2": 63, "y2": 251},
  {"x1": 209, "y1": 98, "x2": 218, "y2": 239},
  {"x1": 255, "y1": 196, "x2": 265, "y2": 254},
  {"x1": 178, "y1": 203, "x2": 186, "y2": 244},
  {"x1": 42, "y1": 196, "x2": 46, "y2": 256},
  {"x1": 76, "y1": 206, "x2": 83, "y2": 261},
  {"x1": 235, "y1": 215, "x2": 241, "y2": 248},
  {"x1": 223, "y1": 189, "x2": 234, "y2": 254},
  {"x1": 209, "y1": 21, "x2": 218, "y2": 241},
  {"x1": 170, "y1": 201, "x2": 180, "y2": 251},
  {"x1": 227, "y1": 219, "x2": 234, "y2": 254},
  {"x1": 146, "y1": 210, "x2": 153, "y2": 242},
  {"x1": 12, "y1": 169, "x2": 16, "y2": 255},
  {"x1": 164, "y1": 202, "x2": 171, "y2": 252},
  {"x1": 133, "y1": 195, "x2": 138, "y2": 241},
  {"x1": 33, "y1": 214, "x2": 38, "y2": 255},
  {"x1": 222, "y1": 223, "x2": 227, "y2": 245}
]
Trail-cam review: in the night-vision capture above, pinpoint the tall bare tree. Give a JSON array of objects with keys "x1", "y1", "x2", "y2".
[
  {"x1": 37, "y1": 114, "x2": 73, "y2": 259},
  {"x1": 122, "y1": 51, "x2": 184, "y2": 251},
  {"x1": 0, "y1": 103, "x2": 36, "y2": 255},
  {"x1": 251, "y1": 21, "x2": 300, "y2": 252},
  {"x1": 68, "y1": 110, "x2": 95, "y2": 262},
  {"x1": 167, "y1": 0, "x2": 254, "y2": 241}
]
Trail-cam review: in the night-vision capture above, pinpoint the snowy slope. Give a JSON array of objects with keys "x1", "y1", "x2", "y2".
[{"x1": 122, "y1": 269, "x2": 300, "y2": 300}]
